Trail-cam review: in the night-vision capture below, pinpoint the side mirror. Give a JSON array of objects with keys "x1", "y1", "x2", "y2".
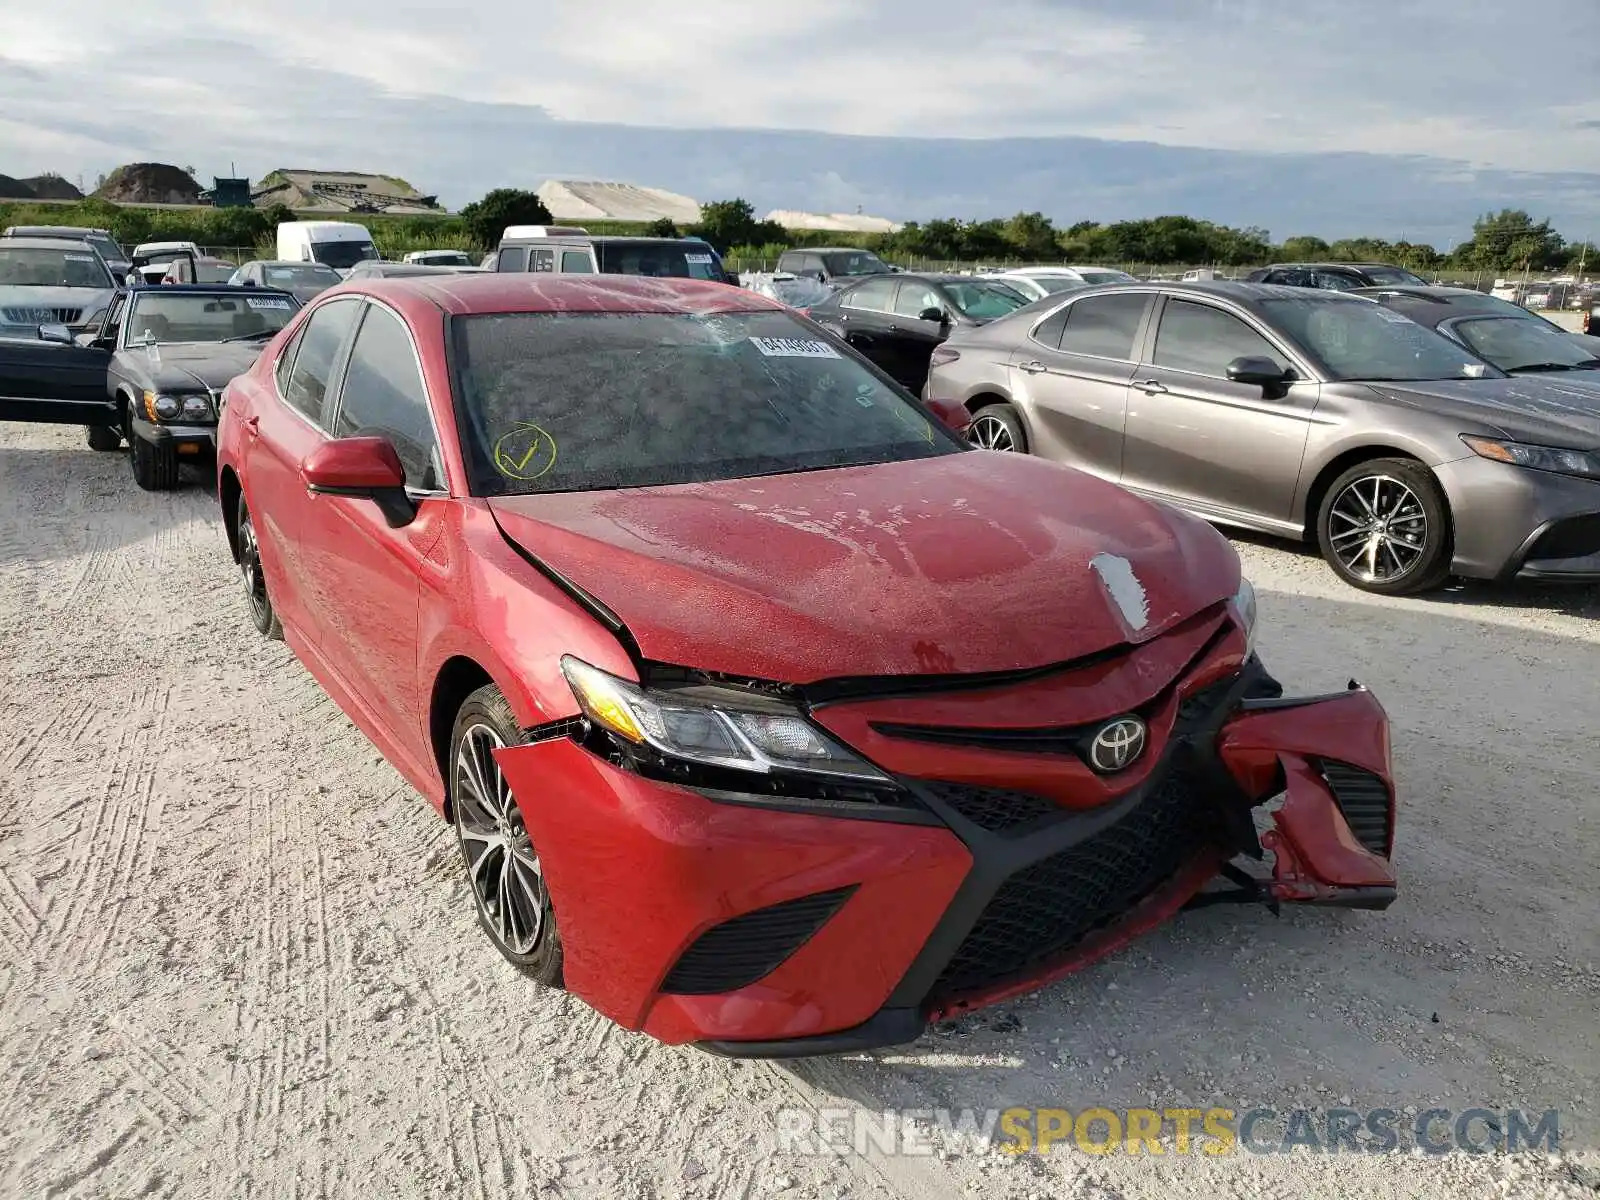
[
  {"x1": 1226, "y1": 356, "x2": 1291, "y2": 387},
  {"x1": 924, "y1": 398, "x2": 971, "y2": 436},
  {"x1": 37, "y1": 323, "x2": 73, "y2": 345},
  {"x1": 241, "y1": 278, "x2": 258, "y2": 288},
  {"x1": 124, "y1": 272, "x2": 140, "y2": 287},
  {"x1": 919, "y1": 306, "x2": 949, "y2": 325},
  {"x1": 299, "y1": 437, "x2": 416, "y2": 528}
]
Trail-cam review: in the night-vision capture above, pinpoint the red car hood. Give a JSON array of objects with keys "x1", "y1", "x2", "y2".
[{"x1": 487, "y1": 452, "x2": 1239, "y2": 683}]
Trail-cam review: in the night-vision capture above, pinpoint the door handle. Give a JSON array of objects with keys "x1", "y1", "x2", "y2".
[
  {"x1": 243, "y1": 415, "x2": 260, "y2": 438},
  {"x1": 1132, "y1": 379, "x2": 1168, "y2": 394},
  {"x1": 1018, "y1": 360, "x2": 1046, "y2": 374}
]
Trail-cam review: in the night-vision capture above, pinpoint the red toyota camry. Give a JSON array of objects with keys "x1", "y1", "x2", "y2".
[{"x1": 216, "y1": 274, "x2": 1398, "y2": 1056}]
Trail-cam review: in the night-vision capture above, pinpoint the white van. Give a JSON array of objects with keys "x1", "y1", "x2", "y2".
[{"x1": 276, "y1": 221, "x2": 379, "y2": 276}]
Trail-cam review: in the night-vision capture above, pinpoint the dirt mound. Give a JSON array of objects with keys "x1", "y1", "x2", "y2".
[
  {"x1": 22, "y1": 174, "x2": 83, "y2": 200},
  {"x1": 95, "y1": 162, "x2": 201, "y2": 205},
  {"x1": 0, "y1": 174, "x2": 36, "y2": 199}
]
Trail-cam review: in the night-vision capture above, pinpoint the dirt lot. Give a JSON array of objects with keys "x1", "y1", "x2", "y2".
[{"x1": 1, "y1": 419, "x2": 1597, "y2": 1199}]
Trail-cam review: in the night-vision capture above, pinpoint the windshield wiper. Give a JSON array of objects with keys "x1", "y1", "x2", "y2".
[
  {"x1": 1508, "y1": 362, "x2": 1580, "y2": 373},
  {"x1": 221, "y1": 329, "x2": 280, "y2": 343}
]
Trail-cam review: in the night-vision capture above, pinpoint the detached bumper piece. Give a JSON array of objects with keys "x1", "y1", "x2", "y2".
[{"x1": 496, "y1": 638, "x2": 1397, "y2": 1058}]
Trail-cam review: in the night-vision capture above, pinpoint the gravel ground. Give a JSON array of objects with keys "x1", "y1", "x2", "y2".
[{"x1": 1, "y1": 419, "x2": 1597, "y2": 1200}]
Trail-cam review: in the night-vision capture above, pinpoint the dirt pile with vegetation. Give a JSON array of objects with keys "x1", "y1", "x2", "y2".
[{"x1": 94, "y1": 163, "x2": 201, "y2": 205}]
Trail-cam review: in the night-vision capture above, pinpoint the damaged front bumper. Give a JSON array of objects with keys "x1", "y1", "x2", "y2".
[{"x1": 493, "y1": 651, "x2": 1396, "y2": 1058}]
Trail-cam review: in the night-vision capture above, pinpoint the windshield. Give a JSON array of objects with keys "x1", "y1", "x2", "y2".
[
  {"x1": 943, "y1": 281, "x2": 1028, "y2": 319},
  {"x1": 1363, "y1": 267, "x2": 1429, "y2": 286},
  {"x1": 593, "y1": 242, "x2": 725, "y2": 280},
  {"x1": 822, "y1": 251, "x2": 892, "y2": 278},
  {"x1": 449, "y1": 310, "x2": 962, "y2": 496},
  {"x1": 311, "y1": 240, "x2": 380, "y2": 270},
  {"x1": 416, "y1": 252, "x2": 472, "y2": 266},
  {"x1": 125, "y1": 291, "x2": 297, "y2": 344},
  {"x1": 1451, "y1": 316, "x2": 1599, "y2": 372},
  {"x1": 86, "y1": 235, "x2": 123, "y2": 263},
  {"x1": 0, "y1": 246, "x2": 112, "y2": 288},
  {"x1": 1264, "y1": 296, "x2": 1500, "y2": 382},
  {"x1": 196, "y1": 260, "x2": 236, "y2": 283},
  {"x1": 263, "y1": 264, "x2": 340, "y2": 289}
]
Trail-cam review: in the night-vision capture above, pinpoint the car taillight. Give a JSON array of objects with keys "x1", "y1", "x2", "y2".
[{"x1": 929, "y1": 346, "x2": 961, "y2": 368}]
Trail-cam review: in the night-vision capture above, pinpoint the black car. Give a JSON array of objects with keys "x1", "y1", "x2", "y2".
[
  {"x1": 803, "y1": 273, "x2": 1030, "y2": 392},
  {"x1": 1244, "y1": 262, "x2": 1430, "y2": 290},
  {"x1": 1354, "y1": 285, "x2": 1600, "y2": 375},
  {"x1": 3, "y1": 224, "x2": 130, "y2": 279},
  {"x1": 0, "y1": 283, "x2": 300, "y2": 489}
]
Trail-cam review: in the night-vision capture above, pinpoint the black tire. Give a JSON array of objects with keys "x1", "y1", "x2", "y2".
[
  {"x1": 130, "y1": 434, "x2": 180, "y2": 491},
  {"x1": 236, "y1": 491, "x2": 283, "y2": 640},
  {"x1": 450, "y1": 685, "x2": 564, "y2": 986},
  {"x1": 85, "y1": 424, "x2": 121, "y2": 452},
  {"x1": 968, "y1": 402, "x2": 1027, "y2": 453},
  {"x1": 1316, "y1": 457, "x2": 1451, "y2": 596}
]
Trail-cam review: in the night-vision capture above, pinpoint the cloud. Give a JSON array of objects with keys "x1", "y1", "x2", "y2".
[{"x1": 2, "y1": 1, "x2": 1599, "y2": 245}]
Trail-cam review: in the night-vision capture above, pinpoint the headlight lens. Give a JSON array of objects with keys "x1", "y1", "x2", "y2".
[
  {"x1": 180, "y1": 394, "x2": 212, "y2": 421},
  {"x1": 560, "y1": 656, "x2": 887, "y2": 782},
  {"x1": 1230, "y1": 575, "x2": 1258, "y2": 653},
  {"x1": 145, "y1": 390, "x2": 180, "y2": 419},
  {"x1": 1461, "y1": 435, "x2": 1600, "y2": 480}
]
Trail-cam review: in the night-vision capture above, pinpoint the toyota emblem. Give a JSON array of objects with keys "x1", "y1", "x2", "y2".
[{"x1": 1087, "y1": 716, "x2": 1147, "y2": 774}]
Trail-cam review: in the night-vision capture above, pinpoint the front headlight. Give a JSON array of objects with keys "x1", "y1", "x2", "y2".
[
  {"x1": 180, "y1": 394, "x2": 213, "y2": 421},
  {"x1": 1230, "y1": 575, "x2": 1258, "y2": 654},
  {"x1": 143, "y1": 391, "x2": 212, "y2": 421},
  {"x1": 561, "y1": 656, "x2": 888, "y2": 782},
  {"x1": 1461, "y1": 435, "x2": 1600, "y2": 480}
]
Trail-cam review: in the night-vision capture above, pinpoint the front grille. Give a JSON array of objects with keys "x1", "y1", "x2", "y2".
[
  {"x1": 1317, "y1": 760, "x2": 1392, "y2": 857},
  {"x1": 918, "y1": 780, "x2": 1059, "y2": 833},
  {"x1": 932, "y1": 768, "x2": 1215, "y2": 997},
  {"x1": 3, "y1": 306, "x2": 84, "y2": 325},
  {"x1": 1526, "y1": 514, "x2": 1600, "y2": 562},
  {"x1": 659, "y1": 886, "x2": 857, "y2": 995}
]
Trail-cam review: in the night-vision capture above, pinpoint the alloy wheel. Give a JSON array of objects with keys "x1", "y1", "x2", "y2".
[
  {"x1": 453, "y1": 723, "x2": 546, "y2": 955},
  {"x1": 1326, "y1": 474, "x2": 1428, "y2": 583},
  {"x1": 968, "y1": 414, "x2": 1016, "y2": 451},
  {"x1": 238, "y1": 508, "x2": 271, "y2": 624}
]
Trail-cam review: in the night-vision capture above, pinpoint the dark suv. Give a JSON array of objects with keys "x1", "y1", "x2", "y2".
[
  {"x1": 1243, "y1": 262, "x2": 1430, "y2": 290},
  {"x1": 493, "y1": 227, "x2": 738, "y2": 284}
]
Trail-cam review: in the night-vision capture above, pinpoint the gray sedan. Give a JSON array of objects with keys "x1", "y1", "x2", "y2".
[{"x1": 924, "y1": 280, "x2": 1600, "y2": 595}]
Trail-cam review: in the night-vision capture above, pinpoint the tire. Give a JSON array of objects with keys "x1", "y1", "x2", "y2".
[
  {"x1": 450, "y1": 685, "x2": 564, "y2": 986},
  {"x1": 236, "y1": 492, "x2": 283, "y2": 640},
  {"x1": 1316, "y1": 457, "x2": 1451, "y2": 595},
  {"x1": 968, "y1": 402, "x2": 1027, "y2": 453},
  {"x1": 130, "y1": 434, "x2": 180, "y2": 491},
  {"x1": 85, "y1": 424, "x2": 121, "y2": 452}
]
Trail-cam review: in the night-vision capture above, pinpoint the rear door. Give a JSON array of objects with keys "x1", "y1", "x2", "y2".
[
  {"x1": 832, "y1": 278, "x2": 899, "y2": 375},
  {"x1": 1119, "y1": 295, "x2": 1316, "y2": 528},
  {"x1": 243, "y1": 296, "x2": 362, "y2": 638},
  {"x1": 886, "y1": 278, "x2": 951, "y2": 392},
  {"x1": 1010, "y1": 291, "x2": 1151, "y2": 481}
]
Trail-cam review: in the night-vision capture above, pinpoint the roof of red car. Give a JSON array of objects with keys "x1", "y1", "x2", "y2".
[{"x1": 346, "y1": 273, "x2": 784, "y2": 316}]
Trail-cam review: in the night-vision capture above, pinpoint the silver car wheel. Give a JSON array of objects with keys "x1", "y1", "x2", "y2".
[
  {"x1": 1327, "y1": 474, "x2": 1428, "y2": 583},
  {"x1": 968, "y1": 414, "x2": 1017, "y2": 452},
  {"x1": 453, "y1": 722, "x2": 545, "y2": 955}
]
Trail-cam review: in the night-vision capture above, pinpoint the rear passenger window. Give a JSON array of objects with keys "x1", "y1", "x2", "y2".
[
  {"x1": 274, "y1": 325, "x2": 304, "y2": 395},
  {"x1": 498, "y1": 246, "x2": 527, "y2": 272},
  {"x1": 1030, "y1": 306, "x2": 1071, "y2": 349},
  {"x1": 843, "y1": 278, "x2": 896, "y2": 312},
  {"x1": 1057, "y1": 293, "x2": 1148, "y2": 360},
  {"x1": 332, "y1": 304, "x2": 441, "y2": 490},
  {"x1": 560, "y1": 250, "x2": 591, "y2": 273},
  {"x1": 282, "y1": 298, "x2": 360, "y2": 424},
  {"x1": 531, "y1": 249, "x2": 555, "y2": 273}
]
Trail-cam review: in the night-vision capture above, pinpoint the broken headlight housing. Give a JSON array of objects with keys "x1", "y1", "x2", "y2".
[{"x1": 1231, "y1": 575, "x2": 1258, "y2": 655}]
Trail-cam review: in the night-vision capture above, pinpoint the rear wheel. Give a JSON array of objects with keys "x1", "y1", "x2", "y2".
[
  {"x1": 968, "y1": 403, "x2": 1027, "y2": 453},
  {"x1": 1316, "y1": 458, "x2": 1451, "y2": 595},
  {"x1": 236, "y1": 492, "x2": 282, "y2": 640},
  {"x1": 85, "y1": 425, "x2": 121, "y2": 452},
  {"x1": 130, "y1": 434, "x2": 179, "y2": 491},
  {"x1": 450, "y1": 685, "x2": 564, "y2": 985}
]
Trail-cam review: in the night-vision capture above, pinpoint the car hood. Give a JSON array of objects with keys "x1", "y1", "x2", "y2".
[
  {"x1": 114, "y1": 341, "x2": 267, "y2": 391},
  {"x1": 1366, "y1": 375, "x2": 1600, "y2": 445},
  {"x1": 486, "y1": 452, "x2": 1240, "y2": 683}
]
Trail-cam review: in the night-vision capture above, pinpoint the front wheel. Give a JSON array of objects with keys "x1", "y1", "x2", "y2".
[
  {"x1": 130, "y1": 434, "x2": 179, "y2": 491},
  {"x1": 450, "y1": 685, "x2": 564, "y2": 985},
  {"x1": 968, "y1": 402, "x2": 1027, "y2": 453},
  {"x1": 1316, "y1": 458, "x2": 1451, "y2": 595},
  {"x1": 86, "y1": 424, "x2": 121, "y2": 452}
]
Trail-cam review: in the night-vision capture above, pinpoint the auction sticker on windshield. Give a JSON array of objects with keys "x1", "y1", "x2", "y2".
[
  {"x1": 247, "y1": 297, "x2": 292, "y2": 310},
  {"x1": 749, "y1": 336, "x2": 841, "y2": 359},
  {"x1": 66, "y1": 253, "x2": 95, "y2": 262},
  {"x1": 685, "y1": 254, "x2": 713, "y2": 264}
]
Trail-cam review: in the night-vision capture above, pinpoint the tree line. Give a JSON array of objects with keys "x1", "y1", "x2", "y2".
[{"x1": 2, "y1": 189, "x2": 1591, "y2": 273}]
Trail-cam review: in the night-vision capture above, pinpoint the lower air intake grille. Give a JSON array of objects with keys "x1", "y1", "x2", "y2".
[
  {"x1": 659, "y1": 885, "x2": 858, "y2": 995},
  {"x1": 1317, "y1": 760, "x2": 1392, "y2": 857},
  {"x1": 932, "y1": 768, "x2": 1214, "y2": 997},
  {"x1": 917, "y1": 781, "x2": 1059, "y2": 833}
]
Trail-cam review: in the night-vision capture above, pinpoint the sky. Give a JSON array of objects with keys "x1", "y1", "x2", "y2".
[{"x1": 1, "y1": 0, "x2": 1598, "y2": 247}]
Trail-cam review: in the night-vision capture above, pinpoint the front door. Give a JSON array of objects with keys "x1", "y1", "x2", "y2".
[
  {"x1": 1119, "y1": 295, "x2": 1316, "y2": 528},
  {"x1": 0, "y1": 332, "x2": 113, "y2": 424}
]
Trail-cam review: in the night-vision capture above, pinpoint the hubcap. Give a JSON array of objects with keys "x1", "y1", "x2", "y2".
[
  {"x1": 969, "y1": 414, "x2": 1016, "y2": 452},
  {"x1": 454, "y1": 723, "x2": 545, "y2": 955},
  {"x1": 238, "y1": 511, "x2": 269, "y2": 617},
  {"x1": 1328, "y1": 475, "x2": 1428, "y2": 582}
]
